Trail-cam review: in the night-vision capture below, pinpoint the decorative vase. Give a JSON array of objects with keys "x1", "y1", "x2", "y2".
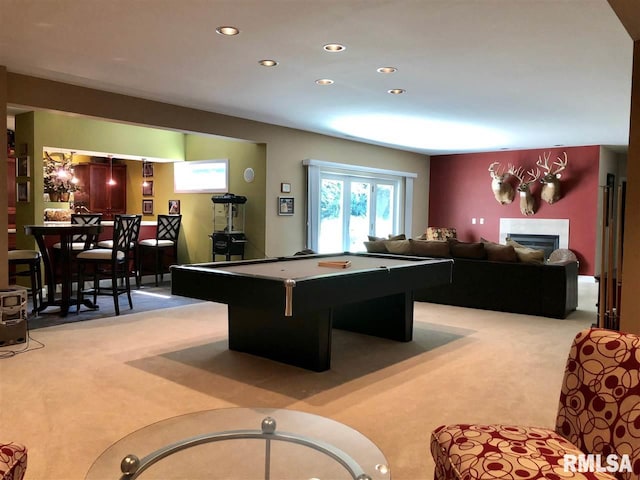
[
  {"x1": 49, "y1": 192, "x2": 60, "y2": 202},
  {"x1": 60, "y1": 192, "x2": 70, "y2": 202}
]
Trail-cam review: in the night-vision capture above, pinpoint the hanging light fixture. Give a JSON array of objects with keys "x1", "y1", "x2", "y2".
[
  {"x1": 107, "y1": 155, "x2": 116, "y2": 185},
  {"x1": 142, "y1": 158, "x2": 149, "y2": 187}
]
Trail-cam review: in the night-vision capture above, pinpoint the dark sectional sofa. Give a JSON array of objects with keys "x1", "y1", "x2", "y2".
[
  {"x1": 413, "y1": 257, "x2": 578, "y2": 319},
  {"x1": 365, "y1": 237, "x2": 579, "y2": 319}
]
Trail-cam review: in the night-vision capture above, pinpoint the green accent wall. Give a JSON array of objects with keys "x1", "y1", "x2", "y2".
[{"x1": 14, "y1": 111, "x2": 267, "y2": 263}]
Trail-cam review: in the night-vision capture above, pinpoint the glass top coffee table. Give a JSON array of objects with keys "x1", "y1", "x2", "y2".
[{"x1": 85, "y1": 408, "x2": 390, "y2": 480}]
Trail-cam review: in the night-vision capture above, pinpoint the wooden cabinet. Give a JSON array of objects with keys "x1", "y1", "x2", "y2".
[{"x1": 73, "y1": 162, "x2": 127, "y2": 220}]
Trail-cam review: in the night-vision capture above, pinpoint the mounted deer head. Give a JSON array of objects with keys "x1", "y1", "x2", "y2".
[
  {"x1": 536, "y1": 152, "x2": 568, "y2": 204},
  {"x1": 488, "y1": 162, "x2": 514, "y2": 204},
  {"x1": 509, "y1": 165, "x2": 540, "y2": 216}
]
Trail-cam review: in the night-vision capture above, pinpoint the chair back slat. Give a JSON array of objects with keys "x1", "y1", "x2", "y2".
[
  {"x1": 556, "y1": 328, "x2": 640, "y2": 480},
  {"x1": 156, "y1": 214, "x2": 182, "y2": 243}
]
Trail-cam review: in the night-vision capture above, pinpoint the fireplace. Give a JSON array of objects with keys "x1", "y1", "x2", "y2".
[
  {"x1": 499, "y1": 218, "x2": 569, "y2": 256},
  {"x1": 507, "y1": 233, "x2": 559, "y2": 261}
]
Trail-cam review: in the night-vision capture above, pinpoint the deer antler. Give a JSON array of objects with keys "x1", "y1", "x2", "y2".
[
  {"x1": 488, "y1": 162, "x2": 502, "y2": 177},
  {"x1": 525, "y1": 168, "x2": 540, "y2": 184},
  {"x1": 552, "y1": 152, "x2": 568, "y2": 175},
  {"x1": 507, "y1": 164, "x2": 524, "y2": 183},
  {"x1": 536, "y1": 152, "x2": 552, "y2": 173}
]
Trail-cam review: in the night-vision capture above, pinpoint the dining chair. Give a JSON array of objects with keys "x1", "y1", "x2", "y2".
[
  {"x1": 53, "y1": 213, "x2": 103, "y2": 250},
  {"x1": 8, "y1": 250, "x2": 43, "y2": 315},
  {"x1": 138, "y1": 214, "x2": 182, "y2": 286},
  {"x1": 76, "y1": 214, "x2": 140, "y2": 316},
  {"x1": 51, "y1": 213, "x2": 103, "y2": 284},
  {"x1": 97, "y1": 214, "x2": 142, "y2": 288}
]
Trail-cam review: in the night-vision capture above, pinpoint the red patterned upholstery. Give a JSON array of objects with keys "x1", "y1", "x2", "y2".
[
  {"x1": 0, "y1": 443, "x2": 27, "y2": 480},
  {"x1": 426, "y1": 227, "x2": 457, "y2": 241},
  {"x1": 431, "y1": 328, "x2": 640, "y2": 480}
]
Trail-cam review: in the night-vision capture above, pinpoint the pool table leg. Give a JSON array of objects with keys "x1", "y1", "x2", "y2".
[
  {"x1": 227, "y1": 306, "x2": 333, "y2": 372},
  {"x1": 332, "y1": 291, "x2": 414, "y2": 342}
]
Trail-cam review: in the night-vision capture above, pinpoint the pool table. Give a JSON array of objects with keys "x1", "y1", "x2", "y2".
[{"x1": 171, "y1": 253, "x2": 453, "y2": 371}]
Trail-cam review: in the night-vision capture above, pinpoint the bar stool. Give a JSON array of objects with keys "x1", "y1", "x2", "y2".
[
  {"x1": 8, "y1": 250, "x2": 43, "y2": 315},
  {"x1": 138, "y1": 214, "x2": 182, "y2": 286}
]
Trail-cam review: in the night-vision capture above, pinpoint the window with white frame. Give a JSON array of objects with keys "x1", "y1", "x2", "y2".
[{"x1": 303, "y1": 159, "x2": 416, "y2": 253}]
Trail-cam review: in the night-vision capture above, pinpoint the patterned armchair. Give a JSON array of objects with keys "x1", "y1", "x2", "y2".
[
  {"x1": 426, "y1": 227, "x2": 457, "y2": 241},
  {"x1": 0, "y1": 443, "x2": 27, "y2": 480},
  {"x1": 431, "y1": 328, "x2": 640, "y2": 480}
]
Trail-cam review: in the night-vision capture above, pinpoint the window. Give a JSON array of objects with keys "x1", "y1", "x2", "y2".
[{"x1": 304, "y1": 159, "x2": 416, "y2": 253}]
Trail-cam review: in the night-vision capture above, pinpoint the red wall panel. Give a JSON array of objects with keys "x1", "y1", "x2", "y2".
[{"x1": 429, "y1": 145, "x2": 601, "y2": 275}]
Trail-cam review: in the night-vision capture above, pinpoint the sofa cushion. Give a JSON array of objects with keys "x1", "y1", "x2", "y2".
[
  {"x1": 384, "y1": 239, "x2": 412, "y2": 255},
  {"x1": 506, "y1": 238, "x2": 545, "y2": 264},
  {"x1": 409, "y1": 239, "x2": 450, "y2": 258},
  {"x1": 363, "y1": 240, "x2": 388, "y2": 253},
  {"x1": 448, "y1": 239, "x2": 486, "y2": 259},
  {"x1": 481, "y1": 240, "x2": 518, "y2": 262}
]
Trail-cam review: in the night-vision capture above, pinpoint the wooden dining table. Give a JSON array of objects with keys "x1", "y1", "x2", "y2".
[{"x1": 24, "y1": 223, "x2": 104, "y2": 316}]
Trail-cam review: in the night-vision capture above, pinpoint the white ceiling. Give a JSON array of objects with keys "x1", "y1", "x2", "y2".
[{"x1": 0, "y1": 0, "x2": 633, "y2": 155}]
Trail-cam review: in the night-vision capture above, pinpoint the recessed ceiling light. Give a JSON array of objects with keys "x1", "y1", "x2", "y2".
[
  {"x1": 316, "y1": 79, "x2": 334, "y2": 85},
  {"x1": 388, "y1": 89, "x2": 406, "y2": 95},
  {"x1": 216, "y1": 26, "x2": 239, "y2": 36},
  {"x1": 377, "y1": 67, "x2": 397, "y2": 74},
  {"x1": 323, "y1": 43, "x2": 346, "y2": 52},
  {"x1": 258, "y1": 59, "x2": 279, "y2": 67}
]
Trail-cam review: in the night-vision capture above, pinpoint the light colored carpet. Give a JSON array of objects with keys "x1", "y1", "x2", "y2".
[{"x1": 0, "y1": 277, "x2": 598, "y2": 480}]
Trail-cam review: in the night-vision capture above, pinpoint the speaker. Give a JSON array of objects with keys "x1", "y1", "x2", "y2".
[{"x1": 0, "y1": 287, "x2": 28, "y2": 347}]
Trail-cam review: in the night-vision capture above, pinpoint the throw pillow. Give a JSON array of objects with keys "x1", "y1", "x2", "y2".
[
  {"x1": 505, "y1": 238, "x2": 545, "y2": 264},
  {"x1": 388, "y1": 233, "x2": 406, "y2": 241},
  {"x1": 409, "y1": 239, "x2": 450, "y2": 258},
  {"x1": 368, "y1": 235, "x2": 385, "y2": 242},
  {"x1": 426, "y1": 227, "x2": 457, "y2": 241},
  {"x1": 363, "y1": 240, "x2": 388, "y2": 253},
  {"x1": 448, "y1": 239, "x2": 486, "y2": 259},
  {"x1": 384, "y1": 239, "x2": 412, "y2": 255}
]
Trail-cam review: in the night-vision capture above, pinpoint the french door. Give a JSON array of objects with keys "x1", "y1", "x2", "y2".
[{"x1": 317, "y1": 173, "x2": 399, "y2": 253}]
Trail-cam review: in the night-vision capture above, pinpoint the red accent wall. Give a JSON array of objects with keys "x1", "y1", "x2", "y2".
[{"x1": 429, "y1": 145, "x2": 601, "y2": 275}]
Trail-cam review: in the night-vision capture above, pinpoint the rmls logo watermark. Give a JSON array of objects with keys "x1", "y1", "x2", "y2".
[{"x1": 564, "y1": 454, "x2": 632, "y2": 473}]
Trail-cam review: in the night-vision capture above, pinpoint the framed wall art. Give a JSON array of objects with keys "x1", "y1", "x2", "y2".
[
  {"x1": 142, "y1": 199, "x2": 154, "y2": 215},
  {"x1": 17, "y1": 181, "x2": 30, "y2": 203},
  {"x1": 142, "y1": 180, "x2": 154, "y2": 196},
  {"x1": 278, "y1": 196, "x2": 294, "y2": 216},
  {"x1": 143, "y1": 162, "x2": 154, "y2": 177},
  {"x1": 169, "y1": 199, "x2": 181, "y2": 214},
  {"x1": 16, "y1": 155, "x2": 30, "y2": 177}
]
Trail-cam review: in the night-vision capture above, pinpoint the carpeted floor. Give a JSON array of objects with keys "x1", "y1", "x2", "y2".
[
  {"x1": 25, "y1": 280, "x2": 204, "y2": 330},
  {"x1": 0, "y1": 277, "x2": 598, "y2": 480}
]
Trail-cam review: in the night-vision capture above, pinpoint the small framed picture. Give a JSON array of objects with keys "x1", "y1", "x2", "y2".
[
  {"x1": 278, "y1": 196, "x2": 294, "y2": 216},
  {"x1": 16, "y1": 156, "x2": 30, "y2": 177},
  {"x1": 142, "y1": 180, "x2": 154, "y2": 196},
  {"x1": 281, "y1": 182, "x2": 291, "y2": 193},
  {"x1": 17, "y1": 181, "x2": 30, "y2": 203},
  {"x1": 142, "y1": 199, "x2": 154, "y2": 215},
  {"x1": 143, "y1": 162, "x2": 154, "y2": 177},
  {"x1": 169, "y1": 199, "x2": 181, "y2": 214}
]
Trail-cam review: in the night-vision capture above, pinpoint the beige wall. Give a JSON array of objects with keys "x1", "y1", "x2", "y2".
[{"x1": 6, "y1": 72, "x2": 430, "y2": 259}]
